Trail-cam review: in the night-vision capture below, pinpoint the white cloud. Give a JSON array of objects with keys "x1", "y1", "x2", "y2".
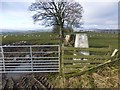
[
  {"x1": 1, "y1": 0, "x2": 35, "y2": 2},
  {"x1": 0, "y1": 1, "x2": 118, "y2": 30},
  {"x1": 80, "y1": 2, "x2": 118, "y2": 29},
  {"x1": 76, "y1": 0, "x2": 119, "y2": 2},
  {"x1": 2, "y1": 0, "x2": 119, "y2": 3}
]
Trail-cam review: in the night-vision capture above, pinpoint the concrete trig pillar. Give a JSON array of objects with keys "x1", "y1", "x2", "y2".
[{"x1": 74, "y1": 33, "x2": 89, "y2": 61}]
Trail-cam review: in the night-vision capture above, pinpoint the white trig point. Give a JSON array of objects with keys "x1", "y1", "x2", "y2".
[
  {"x1": 74, "y1": 33, "x2": 89, "y2": 48},
  {"x1": 74, "y1": 33, "x2": 89, "y2": 61}
]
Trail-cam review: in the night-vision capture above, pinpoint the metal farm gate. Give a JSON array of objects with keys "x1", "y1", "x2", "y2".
[{"x1": 0, "y1": 45, "x2": 60, "y2": 73}]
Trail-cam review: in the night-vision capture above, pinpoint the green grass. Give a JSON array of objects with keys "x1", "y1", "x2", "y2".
[
  {"x1": 2, "y1": 32, "x2": 60, "y2": 45},
  {"x1": 2, "y1": 31, "x2": 118, "y2": 49},
  {"x1": 2, "y1": 32, "x2": 118, "y2": 61},
  {"x1": 87, "y1": 32, "x2": 119, "y2": 49}
]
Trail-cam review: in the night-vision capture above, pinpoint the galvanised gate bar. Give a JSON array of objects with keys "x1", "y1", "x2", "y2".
[{"x1": 0, "y1": 45, "x2": 60, "y2": 73}]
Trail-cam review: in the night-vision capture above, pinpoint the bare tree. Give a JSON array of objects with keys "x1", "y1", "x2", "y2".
[{"x1": 29, "y1": 0, "x2": 83, "y2": 41}]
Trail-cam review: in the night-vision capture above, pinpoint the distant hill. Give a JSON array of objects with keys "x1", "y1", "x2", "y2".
[
  {"x1": 1, "y1": 29, "x2": 52, "y2": 33},
  {"x1": 93, "y1": 29, "x2": 119, "y2": 34},
  {"x1": 77, "y1": 28, "x2": 119, "y2": 34},
  {"x1": 1, "y1": 28, "x2": 119, "y2": 34}
]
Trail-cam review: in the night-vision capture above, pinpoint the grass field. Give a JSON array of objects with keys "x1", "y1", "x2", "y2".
[
  {"x1": 2, "y1": 31, "x2": 119, "y2": 49},
  {"x1": 87, "y1": 32, "x2": 118, "y2": 49},
  {"x1": 2, "y1": 32, "x2": 59, "y2": 45}
]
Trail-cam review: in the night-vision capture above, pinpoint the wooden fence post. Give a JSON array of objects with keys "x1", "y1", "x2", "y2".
[
  {"x1": 61, "y1": 44, "x2": 66, "y2": 88},
  {"x1": 59, "y1": 43, "x2": 64, "y2": 75},
  {"x1": 62, "y1": 44, "x2": 64, "y2": 74}
]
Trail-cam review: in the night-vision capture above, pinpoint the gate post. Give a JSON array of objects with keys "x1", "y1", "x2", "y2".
[
  {"x1": 59, "y1": 44, "x2": 62, "y2": 74},
  {"x1": 59, "y1": 43, "x2": 64, "y2": 75},
  {"x1": 61, "y1": 44, "x2": 64, "y2": 74},
  {"x1": 59, "y1": 42, "x2": 64, "y2": 75}
]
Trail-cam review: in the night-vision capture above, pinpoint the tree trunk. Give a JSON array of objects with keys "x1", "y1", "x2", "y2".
[
  {"x1": 60, "y1": 22, "x2": 64, "y2": 43},
  {"x1": 59, "y1": 23, "x2": 64, "y2": 75}
]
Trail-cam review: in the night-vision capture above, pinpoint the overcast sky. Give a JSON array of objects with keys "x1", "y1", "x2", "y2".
[{"x1": 0, "y1": 0, "x2": 119, "y2": 31}]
